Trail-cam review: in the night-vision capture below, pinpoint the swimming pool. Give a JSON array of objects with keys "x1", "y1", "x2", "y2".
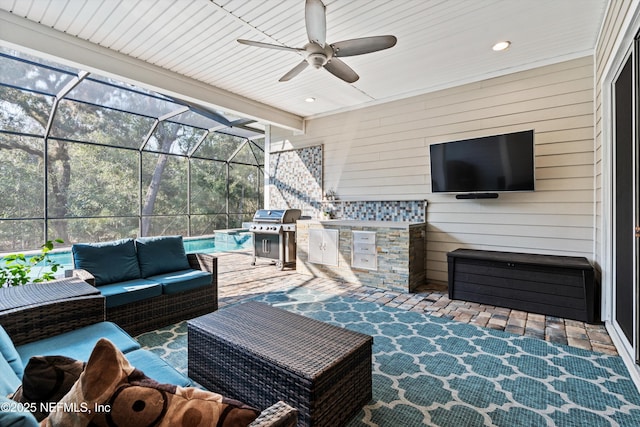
[
  {"x1": 184, "y1": 233, "x2": 252, "y2": 253},
  {"x1": 3, "y1": 233, "x2": 252, "y2": 279}
]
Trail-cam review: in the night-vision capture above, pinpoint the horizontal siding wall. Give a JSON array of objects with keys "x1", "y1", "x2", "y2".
[
  {"x1": 273, "y1": 57, "x2": 595, "y2": 285},
  {"x1": 594, "y1": 0, "x2": 633, "y2": 272}
]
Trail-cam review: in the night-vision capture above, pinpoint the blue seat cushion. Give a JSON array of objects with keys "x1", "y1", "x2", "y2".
[
  {"x1": 72, "y1": 238, "x2": 141, "y2": 286},
  {"x1": 16, "y1": 322, "x2": 140, "y2": 365},
  {"x1": 0, "y1": 325, "x2": 23, "y2": 379},
  {"x1": 0, "y1": 354, "x2": 21, "y2": 396},
  {"x1": 98, "y1": 279, "x2": 162, "y2": 308},
  {"x1": 0, "y1": 395, "x2": 39, "y2": 427},
  {"x1": 136, "y1": 235, "x2": 191, "y2": 278},
  {"x1": 148, "y1": 269, "x2": 212, "y2": 295},
  {"x1": 125, "y1": 349, "x2": 191, "y2": 387}
]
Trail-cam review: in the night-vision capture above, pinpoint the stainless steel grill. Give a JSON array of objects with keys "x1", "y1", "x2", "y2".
[{"x1": 250, "y1": 209, "x2": 301, "y2": 270}]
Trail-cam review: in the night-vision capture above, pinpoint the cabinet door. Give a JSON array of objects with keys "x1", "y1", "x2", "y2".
[
  {"x1": 322, "y1": 229, "x2": 339, "y2": 266},
  {"x1": 308, "y1": 229, "x2": 325, "y2": 264}
]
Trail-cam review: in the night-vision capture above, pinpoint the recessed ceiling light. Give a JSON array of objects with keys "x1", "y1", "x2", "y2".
[
  {"x1": 305, "y1": 97, "x2": 316, "y2": 103},
  {"x1": 492, "y1": 41, "x2": 511, "y2": 51}
]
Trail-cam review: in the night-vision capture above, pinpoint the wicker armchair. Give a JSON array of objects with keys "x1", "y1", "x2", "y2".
[{"x1": 71, "y1": 253, "x2": 218, "y2": 336}]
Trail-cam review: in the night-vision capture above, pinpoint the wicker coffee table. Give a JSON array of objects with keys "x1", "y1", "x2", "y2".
[{"x1": 188, "y1": 301, "x2": 372, "y2": 427}]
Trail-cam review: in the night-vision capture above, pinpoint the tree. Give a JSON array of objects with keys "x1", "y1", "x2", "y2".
[{"x1": 141, "y1": 123, "x2": 183, "y2": 236}]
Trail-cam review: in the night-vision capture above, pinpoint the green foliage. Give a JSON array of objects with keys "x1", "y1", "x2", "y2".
[{"x1": 0, "y1": 239, "x2": 64, "y2": 287}]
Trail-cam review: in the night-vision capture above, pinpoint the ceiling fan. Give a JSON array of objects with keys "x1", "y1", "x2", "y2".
[{"x1": 237, "y1": 0, "x2": 397, "y2": 83}]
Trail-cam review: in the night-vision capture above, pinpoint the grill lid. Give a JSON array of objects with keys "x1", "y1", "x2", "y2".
[{"x1": 253, "y1": 209, "x2": 301, "y2": 223}]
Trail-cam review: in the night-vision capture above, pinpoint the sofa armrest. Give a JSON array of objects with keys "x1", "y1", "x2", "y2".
[
  {"x1": 249, "y1": 401, "x2": 298, "y2": 427},
  {"x1": 70, "y1": 268, "x2": 96, "y2": 286},
  {"x1": 0, "y1": 294, "x2": 105, "y2": 345},
  {"x1": 187, "y1": 253, "x2": 218, "y2": 276},
  {"x1": 0, "y1": 277, "x2": 105, "y2": 345}
]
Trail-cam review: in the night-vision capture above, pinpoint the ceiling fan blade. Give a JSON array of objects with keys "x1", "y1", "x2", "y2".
[
  {"x1": 237, "y1": 39, "x2": 303, "y2": 53},
  {"x1": 324, "y1": 58, "x2": 359, "y2": 83},
  {"x1": 331, "y1": 35, "x2": 398, "y2": 57},
  {"x1": 305, "y1": 0, "x2": 326, "y2": 47},
  {"x1": 279, "y1": 60, "x2": 309, "y2": 82}
]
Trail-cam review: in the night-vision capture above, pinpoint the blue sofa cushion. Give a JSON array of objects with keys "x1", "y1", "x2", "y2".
[
  {"x1": 148, "y1": 269, "x2": 212, "y2": 295},
  {"x1": 0, "y1": 354, "x2": 21, "y2": 396},
  {"x1": 16, "y1": 322, "x2": 140, "y2": 364},
  {"x1": 136, "y1": 235, "x2": 190, "y2": 278},
  {"x1": 0, "y1": 395, "x2": 38, "y2": 427},
  {"x1": 125, "y1": 349, "x2": 191, "y2": 387},
  {"x1": 72, "y1": 238, "x2": 141, "y2": 286},
  {"x1": 0, "y1": 325, "x2": 23, "y2": 379},
  {"x1": 98, "y1": 279, "x2": 163, "y2": 308}
]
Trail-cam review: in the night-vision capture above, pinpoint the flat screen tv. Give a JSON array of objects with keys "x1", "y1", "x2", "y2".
[{"x1": 429, "y1": 130, "x2": 535, "y2": 194}]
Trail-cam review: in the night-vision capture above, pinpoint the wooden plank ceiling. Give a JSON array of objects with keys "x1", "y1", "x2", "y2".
[{"x1": 0, "y1": 0, "x2": 608, "y2": 121}]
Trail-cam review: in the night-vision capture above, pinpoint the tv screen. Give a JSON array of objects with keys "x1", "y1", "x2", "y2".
[{"x1": 429, "y1": 130, "x2": 535, "y2": 193}]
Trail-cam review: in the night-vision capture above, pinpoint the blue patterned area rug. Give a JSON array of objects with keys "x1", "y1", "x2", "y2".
[{"x1": 137, "y1": 288, "x2": 640, "y2": 426}]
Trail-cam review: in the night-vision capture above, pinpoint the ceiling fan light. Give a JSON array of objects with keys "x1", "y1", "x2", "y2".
[
  {"x1": 492, "y1": 41, "x2": 511, "y2": 51},
  {"x1": 307, "y1": 53, "x2": 327, "y2": 68}
]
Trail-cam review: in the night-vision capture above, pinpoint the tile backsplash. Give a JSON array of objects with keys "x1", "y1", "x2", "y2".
[
  {"x1": 269, "y1": 144, "x2": 426, "y2": 222},
  {"x1": 322, "y1": 200, "x2": 427, "y2": 222}
]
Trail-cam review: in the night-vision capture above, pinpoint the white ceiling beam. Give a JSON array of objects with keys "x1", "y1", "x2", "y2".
[{"x1": 0, "y1": 9, "x2": 304, "y2": 132}]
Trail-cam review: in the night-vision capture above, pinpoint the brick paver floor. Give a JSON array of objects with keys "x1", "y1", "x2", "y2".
[{"x1": 216, "y1": 250, "x2": 617, "y2": 355}]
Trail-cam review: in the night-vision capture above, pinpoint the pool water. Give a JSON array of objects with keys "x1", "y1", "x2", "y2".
[
  {"x1": 2, "y1": 233, "x2": 252, "y2": 279},
  {"x1": 184, "y1": 233, "x2": 251, "y2": 253}
]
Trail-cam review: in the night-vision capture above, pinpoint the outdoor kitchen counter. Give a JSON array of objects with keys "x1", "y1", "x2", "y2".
[
  {"x1": 300, "y1": 219, "x2": 422, "y2": 228},
  {"x1": 296, "y1": 219, "x2": 427, "y2": 292}
]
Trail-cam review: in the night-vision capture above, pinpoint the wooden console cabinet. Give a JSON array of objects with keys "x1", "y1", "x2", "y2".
[{"x1": 447, "y1": 249, "x2": 597, "y2": 323}]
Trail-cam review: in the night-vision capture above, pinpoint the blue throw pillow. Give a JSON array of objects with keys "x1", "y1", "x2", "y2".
[
  {"x1": 135, "y1": 236, "x2": 191, "y2": 278},
  {"x1": 72, "y1": 239, "x2": 141, "y2": 286}
]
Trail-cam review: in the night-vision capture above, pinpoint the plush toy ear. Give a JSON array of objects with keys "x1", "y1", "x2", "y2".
[{"x1": 81, "y1": 338, "x2": 135, "y2": 402}]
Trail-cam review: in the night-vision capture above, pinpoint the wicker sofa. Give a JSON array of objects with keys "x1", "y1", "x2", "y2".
[
  {"x1": 69, "y1": 235, "x2": 218, "y2": 336},
  {"x1": 0, "y1": 280, "x2": 298, "y2": 427}
]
